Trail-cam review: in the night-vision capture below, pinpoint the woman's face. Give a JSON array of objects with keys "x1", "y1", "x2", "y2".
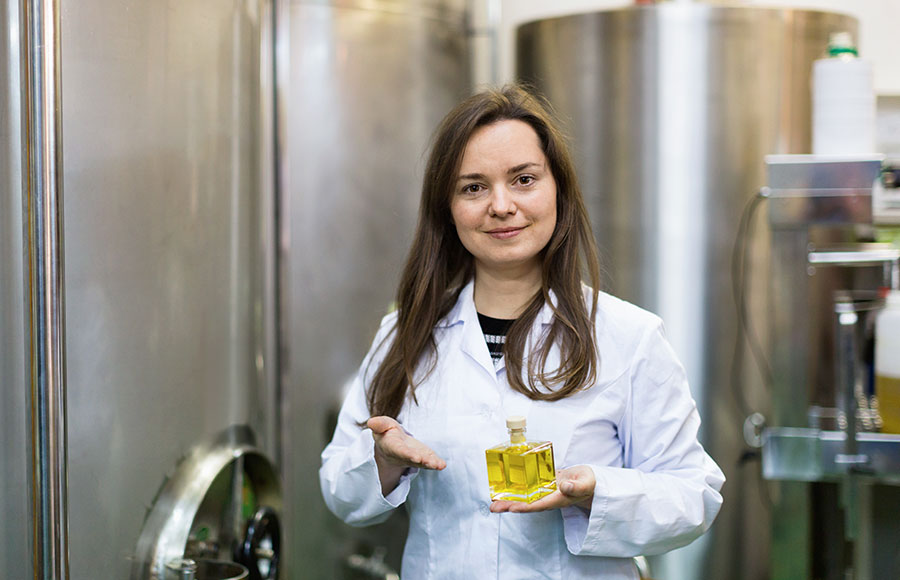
[{"x1": 450, "y1": 119, "x2": 557, "y2": 280}]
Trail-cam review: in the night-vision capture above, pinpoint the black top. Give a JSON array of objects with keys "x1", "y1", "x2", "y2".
[{"x1": 477, "y1": 312, "x2": 515, "y2": 363}]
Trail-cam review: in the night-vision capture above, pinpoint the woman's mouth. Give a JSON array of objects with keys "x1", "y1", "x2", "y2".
[{"x1": 486, "y1": 226, "x2": 525, "y2": 240}]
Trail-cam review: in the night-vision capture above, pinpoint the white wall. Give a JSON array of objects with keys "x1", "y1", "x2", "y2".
[
  {"x1": 745, "y1": 0, "x2": 900, "y2": 95},
  {"x1": 475, "y1": 0, "x2": 900, "y2": 95}
]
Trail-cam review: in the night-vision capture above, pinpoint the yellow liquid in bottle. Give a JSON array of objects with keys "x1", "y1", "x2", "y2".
[
  {"x1": 877, "y1": 375, "x2": 900, "y2": 433},
  {"x1": 485, "y1": 440, "x2": 556, "y2": 503}
]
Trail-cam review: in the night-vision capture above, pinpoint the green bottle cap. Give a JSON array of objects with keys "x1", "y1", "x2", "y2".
[{"x1": 827, "y1": 31, "x2": 858, "y2": 57}]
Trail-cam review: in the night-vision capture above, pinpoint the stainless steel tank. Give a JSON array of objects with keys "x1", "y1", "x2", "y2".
[
  {"x1": 517, "y1": 5, "x2": 857, "y2": 580},
  {"x1": 1, "y1": 0, "x2": 279, "y2": 577},
  {"x1": 279, "y1": 0, "x2": 469, "y2": 576}
]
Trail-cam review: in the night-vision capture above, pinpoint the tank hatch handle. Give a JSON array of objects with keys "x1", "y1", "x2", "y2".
[{"x1": 235, "y1": 506, "x2": 280, "y2": 580}]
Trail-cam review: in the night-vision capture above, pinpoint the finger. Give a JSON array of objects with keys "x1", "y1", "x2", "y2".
[
  {"x1": 491, "y1": 492, "x2": 567, "y2": 513},
  {"x1": 506, "y1": 492, "x2": 566, "y2": 512},
  {"x1": 404, "y1": 452, "x2": 446, "y2": 471},
  {"x1": 423, "y1": 454, "x2": 447, "y2": 470},
  {"x1": 379, "y1": 436, "x2": 446, "y2": 471},
  {"x1": 557, "y1": 467, "x2": 595, "y2": 498},
  {"x1": 411, "y1": 444, "x2": 446, "y2": 470},
  {"x1": 558, "y1": 479, "x2": 584, "y2": 497},
  {"x1": 558, "y1": 479, "x2": 594, "y2": 501},
  {"x1": 489, "y1": 500, "x2": 519, "y2": 513},
  {"x1": 367, "y1": 416, "x2": 399, "y2": 435}
]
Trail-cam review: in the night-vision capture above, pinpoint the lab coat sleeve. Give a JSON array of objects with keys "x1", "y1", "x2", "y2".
[
  {"x1": 319, "y1": 313, "x2": 418, "y2": 527},
  {"x1": 561, "y1": 319, "x2": 725, "y2": 557}
]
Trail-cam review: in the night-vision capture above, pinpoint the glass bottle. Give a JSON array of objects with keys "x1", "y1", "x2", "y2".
[{"x1": 485, "y1": 416, "x2": 556, "y2": 503}]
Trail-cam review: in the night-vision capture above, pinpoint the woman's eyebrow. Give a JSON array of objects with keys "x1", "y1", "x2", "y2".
[
  {"x1": 507, "y1": 162, "x2": 541, "y2": 174},
  {"x1": 458, "y1": 162, "x2": 543, "y2": 181}
]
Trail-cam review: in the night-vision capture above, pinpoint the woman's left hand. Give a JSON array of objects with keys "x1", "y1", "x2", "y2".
[{"x1": 489, "y1": 465, "x2": 596, "y2": 513}]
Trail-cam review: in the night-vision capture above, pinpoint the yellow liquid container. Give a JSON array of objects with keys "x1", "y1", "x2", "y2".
[
  {"x1": 485, "y1": 416, "x2": 556, "y2": 503},
  {"x1": 876, "y1": 290, "x2": 900, "y2": 433}
]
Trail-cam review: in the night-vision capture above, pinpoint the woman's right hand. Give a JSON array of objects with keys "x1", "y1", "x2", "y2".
[{"x1": 367, "y1": 416, "x2": 446, "y2": 496}]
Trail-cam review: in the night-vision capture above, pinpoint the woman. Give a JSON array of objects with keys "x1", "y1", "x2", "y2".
[{"x1": 320, "y1": 86, "x2": 724, "y2": 579}]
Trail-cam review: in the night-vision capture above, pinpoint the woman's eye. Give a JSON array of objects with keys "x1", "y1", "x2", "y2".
[
  {"x1": 517, "y1": 175, "x2": 535, "y2": 186},
  {"x1": 462, "y1": 183, "x2": 483, "y2": 194}
]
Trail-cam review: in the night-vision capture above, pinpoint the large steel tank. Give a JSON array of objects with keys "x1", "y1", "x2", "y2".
[
  {"x1": 1, "y1": 0, "x2": 279, "y2": 577},
  {"x1": 517, "y1": 5, "x2": 857, "y2": 580},
  {"x1": 279, "y1": 0, "x2": 469, "y2": 576}
]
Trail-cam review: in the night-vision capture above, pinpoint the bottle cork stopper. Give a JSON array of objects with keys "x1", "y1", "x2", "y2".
[{"x1": 506, "y1": 415, "x2": 526, "y2": 429}]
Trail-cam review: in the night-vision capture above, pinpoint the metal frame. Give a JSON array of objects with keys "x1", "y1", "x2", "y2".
[
  {"x1": 19, "y1": 0, "x2": 68, "y2": 577},
  {"x1": 764, "y1": 155, "x2": 900, "y2": 580}
]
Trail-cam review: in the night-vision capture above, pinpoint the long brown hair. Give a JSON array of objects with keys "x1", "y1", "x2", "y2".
[{"x1": 367, "y1": 85, "x2": 602, "y2": 419}]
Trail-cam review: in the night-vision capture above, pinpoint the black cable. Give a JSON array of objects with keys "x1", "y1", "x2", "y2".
[
  {"x1": 729, "y1": 194, "x2": 754, "y2": 418},
  {"x1": 730, "y1": 190, "x2": 779, "y2": 524},
  {"x1": 737, "y1": 449, "x2": 774, "y2": 512},
  {"x1": 740, "y1": 192, "x2": 775, "y2": 390},
  {"x1": 730, "y1": 189, "x2": 773, "y2": 418}
]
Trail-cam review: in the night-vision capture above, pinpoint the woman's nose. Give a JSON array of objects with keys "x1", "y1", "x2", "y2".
[{"x1": 488, "y1": 187, "x2": 516, "y2": 216}]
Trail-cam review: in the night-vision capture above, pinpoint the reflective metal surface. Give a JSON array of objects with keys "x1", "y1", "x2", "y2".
[
  {"x1": 259, "y1": 0, "x2": 282, "y2": 478},
  {"x1": 166, "y1": 559, "x2": 250, "y2": 580},
  {"x1": 191, "y1": 560, "x2": 250, "y2": 580},
  {"x1": 280, "y1": 0, "x2": 468, "y2": 576},
  {"x1": 133, "y1": 426, "x2": 280, "y2": 580},
  {"x1": 20, "y1": 0, "x2": 69, "y2": 575},
  {"x1": 62, "y1": 2, "x2": 270, "y2": 576},
  {"x1": 807, "y1": 246, "x2": 900, "y2": 268},
  {"x1": 765, "y1": 157, "x2": 892, "y2": 426},
  {"x1": 0, "y1": 0, "x2": 30, "y2": 576},
  {"x1": 763, "y1": 428, "x2": 900, "y2": 482},
  {"x1": 517, "y1": 5, "x2": 857, "y2": 580},
  {"x1": 4, "y1": 0, "x2": 275, "y2": 577},
  {"x1": 765, "y1": 156, "x2": 900, "y2": 578},
  {"x1": 766, "y1": 155, "x2": 885, "y2": 226}
]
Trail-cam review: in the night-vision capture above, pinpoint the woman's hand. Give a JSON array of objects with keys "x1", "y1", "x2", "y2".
[
  {"x1": 367, "y1": 416, "x2": 446, "y2": 496},
  {"x1": 489, "y1": 465, "x2": 596, "y2": 514}
]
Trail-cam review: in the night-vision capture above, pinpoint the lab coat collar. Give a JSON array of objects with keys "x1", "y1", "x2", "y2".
[
  {"x1": 435, "y1": 278, "x2": 559, "y2": 381},
  {"x1": 437, "y1": 278, "x2": 557, "y2": 328}
]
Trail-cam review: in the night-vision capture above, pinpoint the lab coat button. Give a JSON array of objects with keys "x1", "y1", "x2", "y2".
[{"x1": 479, "y1": 503, "x2": 490, "y2": 516}]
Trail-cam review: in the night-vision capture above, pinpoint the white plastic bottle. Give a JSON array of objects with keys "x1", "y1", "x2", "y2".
[
  {"x1": 812, "y1": 31, "x2": 876, "y2": 155},
  {"x1": 875, "y1": 290, "x2": 900, "y2": 433}
]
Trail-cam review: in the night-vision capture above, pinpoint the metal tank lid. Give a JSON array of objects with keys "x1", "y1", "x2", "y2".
[
  {"x1": 516, "y1": 2, "x2": 858, "y2": 31},
  {"x1": 293, "y1": 0, "x2": 466, "y2": 22}
]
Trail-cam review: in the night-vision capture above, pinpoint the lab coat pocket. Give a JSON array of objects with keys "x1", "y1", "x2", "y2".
[{"x1": 499, "y1": 510, "x2": 565, "y2": 579}]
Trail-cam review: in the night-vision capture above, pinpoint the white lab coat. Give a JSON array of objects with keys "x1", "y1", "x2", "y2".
[{"x1": 320, "y1": 280, "x2": 725, "y2": 579}]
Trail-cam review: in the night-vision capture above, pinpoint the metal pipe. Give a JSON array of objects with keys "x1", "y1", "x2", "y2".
[
  {"x1": 259, "y1": 0, "x2": 282, "y2": 467},
  {"x1": 20, "y1": 0, "x2": 68, "y2": 577},
  {"x1": 807, "y1": 248, "x2": 900, "y2": 266},
  {"x1": 834, "y1": 300, "x2": 859, "y2": 457}
]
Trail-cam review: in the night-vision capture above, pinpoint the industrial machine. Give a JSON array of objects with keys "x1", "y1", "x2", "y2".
[{"x1": 762, "y1": 155, "x2": 900, "y2": 580}]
